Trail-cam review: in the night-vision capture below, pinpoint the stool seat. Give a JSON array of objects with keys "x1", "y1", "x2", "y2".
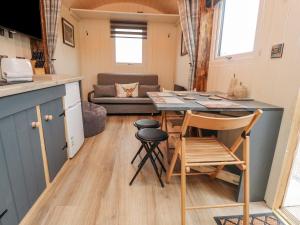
[
  {"x1": 137, "y1": 128, "x2": 168, "y2": 142},
  {"x1": 134, "y1": 119, "x2": 160, "y2": 129}
]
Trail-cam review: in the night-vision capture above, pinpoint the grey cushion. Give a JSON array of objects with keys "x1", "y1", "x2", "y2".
[
  {"x1": 139, "y1": 85, "x2": 160, "y2": 97},
  {"x1": 82, "y1": 102, "x2": 107, "y2": 138},
  {"x1": 93, "y1": 85, "x2": 116, "y2": 97},
  {"x1": 98, "y1": 73, "x2": 158, "y2": 85},
  {"x1": 91, "y1": 97, "x2": 152, "y2": 104}
]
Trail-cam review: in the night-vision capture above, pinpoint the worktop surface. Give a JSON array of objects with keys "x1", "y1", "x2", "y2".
[{"x1": 0, "y1": 75, "x2": 83, "y2": 98}]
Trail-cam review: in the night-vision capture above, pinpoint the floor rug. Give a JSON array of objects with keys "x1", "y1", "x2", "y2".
[{"x1": 214, "y1": 213, "x2": 285, "y2": 225}]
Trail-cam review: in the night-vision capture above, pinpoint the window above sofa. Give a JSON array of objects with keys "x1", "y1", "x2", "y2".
[{"x1": 110, "y1": 20, "x2": 147, "y2": 64}]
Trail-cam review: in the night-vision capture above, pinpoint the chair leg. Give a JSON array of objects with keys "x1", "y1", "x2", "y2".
[
  {"x1": 166, "y1": 143, "x2": 180, "y2": 183},
  {"x1": 181, "y1": 147, "x2": 186, "y2": 225},
  {"x1": 131, "y1": 144, "x2": 144, "y2": 164},
  {"x1": 243, "y1": 136, "x2": 250, "y2": 225},
  {"x1": 163, "y1": 112, "x2": 171, "y2": 152},
  {"x1": 160, "y1": 111, "x2": 165, "y2": 131},
  {"x1": 243, "y1": 169, "x2": 250, "y2": 225}
]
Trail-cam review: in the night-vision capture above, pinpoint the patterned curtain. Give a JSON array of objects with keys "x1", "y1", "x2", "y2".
[
  {"x1": 43, "y1": 0, "x2": 62, "y2": 74},
  {"x1": 177, "y1": 0, "x2": 201, "y2": 90}
]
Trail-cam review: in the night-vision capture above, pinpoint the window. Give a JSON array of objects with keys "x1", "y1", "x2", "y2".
[
  {"x1": 115, "y1": 35, "x2": 143, "y2": 64},
  {"x1": 217, "y1": 0, "x2": 260, "y2": 57},
  {"x1": 110, "y1": 21, "x2": 147, "y2": 64}
]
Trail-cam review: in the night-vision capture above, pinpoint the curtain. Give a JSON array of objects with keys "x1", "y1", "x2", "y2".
[
  {"x1": 43, "y1": 0, "x2": 62, "y2": 74},
  {"x1": 177, "y1": 0, "x2": 201, "y2": 90}
]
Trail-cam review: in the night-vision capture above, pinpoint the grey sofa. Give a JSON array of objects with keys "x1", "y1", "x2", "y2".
[{"x1": 88, "y1": 73, "x2": 160, "y2": 114}]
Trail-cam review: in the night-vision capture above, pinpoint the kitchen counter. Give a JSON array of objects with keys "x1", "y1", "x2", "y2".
[
  {"x1": 0, "y1": 75, "x2": 83, "y2": 98},
  {"x1": 0, "y1": 79, "x2": 70, "y2": 225}
]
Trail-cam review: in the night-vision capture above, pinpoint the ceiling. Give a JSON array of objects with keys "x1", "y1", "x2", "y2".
[{"x1": 63, "y1": 0, "x2": 178, "y2": 14}]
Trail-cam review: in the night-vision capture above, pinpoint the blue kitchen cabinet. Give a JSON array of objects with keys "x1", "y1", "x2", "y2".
[
  {"x1": 0, "y1": 85, "x2": 67, "y2": 224},
  {"x1": 40, "y1": 98, "x2": 67, "y2": 182},
  {"x1": 0, "y1": 139, "x2": 18, "y2": 225},
  {"x1": 0, "y1": 107, "x2": 46, "y2": 224}
]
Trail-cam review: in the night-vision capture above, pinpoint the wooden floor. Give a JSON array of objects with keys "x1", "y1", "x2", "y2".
[{"x1": 21, "y1": 116, "x2": 270, "y2": 225}]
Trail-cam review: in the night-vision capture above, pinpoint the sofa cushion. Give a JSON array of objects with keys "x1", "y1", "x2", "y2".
[
  {"x1": 139, "y1": 85, "x2": 160, "y2": 97},
  {"x1": 91, "y1": 97, "x2": 153, "y2": 104},
  {"x1": 93, "y1": 85, "x2": 116, "y2": 97},
  {"x1": 115, "y1": 83, "x2": 139, "y2": 97}
]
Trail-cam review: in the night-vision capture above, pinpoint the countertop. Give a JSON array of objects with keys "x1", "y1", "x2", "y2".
[{"x1": 0, "y1": 75, "x2": 83, "y2": 98}]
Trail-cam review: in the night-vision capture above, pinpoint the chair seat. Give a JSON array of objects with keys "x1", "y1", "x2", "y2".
[
  {"x1": 134, "y1": 119, "x2": 160, "y2": 129},
  {"x1": 181, "y1": 138, "x2": 237, "y2": 164},
  {"x1": 137, "y1": 128, "x2": 168, "y2": 142}
]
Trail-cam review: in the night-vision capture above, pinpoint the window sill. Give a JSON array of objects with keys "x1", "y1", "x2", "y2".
[
  {"x1": 115, "y1": 62, "x2": 144, "y2": 67},
  {"x1": 210, "y1": 51, "x2": 259, "y2": 65}
]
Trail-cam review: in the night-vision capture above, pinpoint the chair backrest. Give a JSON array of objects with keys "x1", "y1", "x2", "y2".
[{"x1": 181, "y1": 110, "x2": 263, "y2": 136}]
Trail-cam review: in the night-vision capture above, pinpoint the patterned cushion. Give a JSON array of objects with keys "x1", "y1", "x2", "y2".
[{"x1": 115, "y1": 83, "x2": 139, "y2": 97}]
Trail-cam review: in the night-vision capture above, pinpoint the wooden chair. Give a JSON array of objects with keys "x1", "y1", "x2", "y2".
[
  {"x1": 166, "y1": 109, "x2": 263, "y2": 225},
  {"x1": 161, "y1": 88, "x2": 185, "y2": 151}
]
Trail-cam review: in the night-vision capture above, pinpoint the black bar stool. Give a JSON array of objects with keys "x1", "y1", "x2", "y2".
[
  {"x1": 131, "y1": 119, "x2": 163, "y2": 164},
  {"x1": 129, "y1": 128, "x2": 168, "y2": 187}
]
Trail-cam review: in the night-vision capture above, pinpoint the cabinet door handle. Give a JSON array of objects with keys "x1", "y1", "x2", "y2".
[
  {"x1": 31, "y1": 122, "x2": 40, "y2": 128},
  {"x1": 59, "y1": 111, "x2": 65, "y2": 117},
  {"x1": 0, "y1": 209, "x2": 8, "y2": 219},
  {"x1": 44, "y1": 115, "x2": 54, "y2": 121}
]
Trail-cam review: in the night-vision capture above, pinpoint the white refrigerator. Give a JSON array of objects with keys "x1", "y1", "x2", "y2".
[{"x1": 64, "y1": 82, "x2": 84, "y2": 158}]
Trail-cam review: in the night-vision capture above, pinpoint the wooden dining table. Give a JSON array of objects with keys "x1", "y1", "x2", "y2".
[{"x1": 147, "y1": 91, "x2": 283, "y2": 203}]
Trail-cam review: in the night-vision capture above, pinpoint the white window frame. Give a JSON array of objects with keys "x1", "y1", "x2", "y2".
[{"x1": 212, "y1": 0, "x2": 265, "y2": 61}]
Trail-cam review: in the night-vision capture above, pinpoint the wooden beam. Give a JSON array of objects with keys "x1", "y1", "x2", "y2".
[
  {"x1": 39, "y1": 0, "x2": 50, "y2": 74},
  {"x1": 194, "y1": 4, "x2": 214, "y2": 91}
]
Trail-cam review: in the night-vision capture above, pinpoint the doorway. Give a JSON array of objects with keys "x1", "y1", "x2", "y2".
[
  {"x1": 281, "y1": 141, "x2": 300, "y2": 223},
  {"x1": 274, "y1": 90, "x2": 300, "y2": 224}
]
